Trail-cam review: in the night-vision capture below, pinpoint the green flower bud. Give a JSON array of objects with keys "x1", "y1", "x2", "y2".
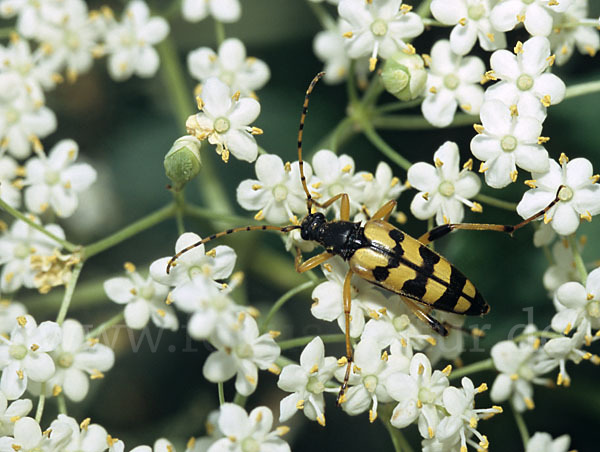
[
  {"x1": 381, "y1": 52, "x2": 427, "y2": 101},
  {"x1": 164, "y1": 135, "x2": 202, "y2": 191}
]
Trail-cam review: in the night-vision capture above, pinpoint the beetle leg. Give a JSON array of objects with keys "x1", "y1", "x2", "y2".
[
  {"x1": 313, "y1": 193, "x2": 351, "y2": 221},
  {"x1": 370, "y1": 200, "x2": 397, "y2": 221},
  {"x1": 337, "y1": 269, "x2": 354, "y2": 406},
  {"x1": 402, "y1": 297, "x2": 449, "y2": 337},
  {"x1": 417, "y1": 185, "x2": 566, "y2": 245},
  {"x1": 295, "y1": 248, "x2": 334, "y2": 273}
]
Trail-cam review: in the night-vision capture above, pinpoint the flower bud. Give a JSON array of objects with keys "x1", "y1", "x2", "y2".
[
  {"x1": 164, "y1": 135, "x2": 202, "y2": 191},
  {"x1": 381, "y1": 52, "x2": 426, "y2": 101}
]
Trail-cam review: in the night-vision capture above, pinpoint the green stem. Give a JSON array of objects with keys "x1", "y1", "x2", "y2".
[
  {"x1": 306, "y1": 1, "x2": 336, "y2": 30},
  {"x1": 214, "y1": 20, "x2": 225, "y2": 45},
  {"x1": 361, "y1": 122, "x2": 412, "y2": 171},
  {"x1": 379, "y1": 404, "x2": 415, "y2": 452},
  {"x1": 375, "y1": 98, "x2": 422, "y2": 114},
  {"x1": 475, "y1": 193, "x2": 517, "y2": 212},
  {"x1": 233, "y1": 393, "x2": 247, "y2": 407},
  {"x1": 512, "y1": 402, "x2": 530, "y2": 447},
  {"x1": 57, "y1": 393, "x2": 67, "y2": 415},
  {"x1": 174, "y1": 190, "x2": 186, "y2": 235},
  {"x1": 85, "y1": 312, "x2": 125, "y2": 340},
  {"x1": 422, "y1": 18, "x2": 446, "y2": 27},
  {"x1": 569, "y1": 234, "x2": 588, "y2": 284},
  {"x1": 448, "y1": 358, "x2": 494, "y2": 380},
  {"x1": 314, "y1": 116, "x2": 356, "y2": 153},
  {"x1": 260, "y1": 281, "x2": 316, "y2": 334},
  {"x1": 218, "y1": 382, "x2": 225, "y2": 405},
  {"x1": 84, "y1": 203, "x2": 176, "y2": 259},
  {"x1": 361, "y1": 74, "x2": 385, "y2": 106},
  {"x1": 56, "y1": 261, "x2": 84, "y2": 325},
  {"x1": 347, "y1": 60, "x2": 359, "y2": 104},
  {"x1": 371, "y1": 112, "x2": 478, "y2": 130},
  {"x1": 0, "y1": 198, "x2": 77, "y2": 252},
  {"x1": 416, "y1": 0, "x2": 432, "y2": 17},
  {"x1": 513, "y1": 330, "x2": 562, "y2": 342},
  {"x1": 278, "y1": 333, "x2": 345, "y2": 350},
  {"x1": 35, "y1": 386, "x2": 46, "y2": 423},
  {"x1": 565, "y1": 79, "x2": 600, "y2": 99}
]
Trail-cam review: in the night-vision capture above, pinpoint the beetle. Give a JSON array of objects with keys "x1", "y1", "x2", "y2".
[{"x1": 167, "y1": 72, "x2": 563, "y2": 401}]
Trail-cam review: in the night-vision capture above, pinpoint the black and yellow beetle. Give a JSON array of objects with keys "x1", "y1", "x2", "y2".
[{"x1": 167, "y1": 72, "x2": 562, "y2": 400}]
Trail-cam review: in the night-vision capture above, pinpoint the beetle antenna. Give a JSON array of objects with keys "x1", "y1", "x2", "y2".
[
  {"x1": 298, "y1": 72, "x2": 325, "y2": 213},
  {"x1": 166, "y1": 224, "x2": 301, "y2": 274}
]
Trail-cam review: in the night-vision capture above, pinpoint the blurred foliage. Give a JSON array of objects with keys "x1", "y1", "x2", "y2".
[{"x1": 5, "y1": 0, "x2": 600, "y2": 450}]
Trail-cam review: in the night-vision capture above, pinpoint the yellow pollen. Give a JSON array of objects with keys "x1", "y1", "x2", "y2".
[
  {"x1": 90, "y1": 369, "x2": 104, "y2": 380},
  {"x1": 443, "y1": 215, "x2": 450, "y2": 225},
  {"x1": 368, "y1": 409, "x2": 378, "y2": 423},
  {"x1": 338, "y1": 356, "x2": 348, "y2": 366},
  {"x1": 538, "y1": 136, "x2": 550, "y2": 144},
  {"x1": 12, "y1": 444, "x2": 22, "y2": 451},
  {"x1": 369, "y1": 57, "x2": 377, "y2": 72},
  {"x1": 461, "y1": 103, "x2": 472, "y2": 112},
  {"x1": 458, "y1": 17, "x2": 467, "y2": 26},
  {"x1": 10, "y1": 415, "x2": 20, "y2": 423},
  {"x1": 486, "y1": 33, "x2": 495, "y2": 42},
  {"x1": 442, "y1": 364, "x2": 452, "y2": 376},
  {"x1": 516, "y1": 14, "x2": 525, "y2": 24},
  {"x1": 166, "y1": 293, "x2": 173, "y2": 305},
  {"x1": 5, "y1": 273, "x2": 15, "y2": 283},
  {"x1": 514, "y1": 41, "x2": 524, "y2": 54},
  {"x1": 543, "y1": 212, "x2": 552, "y2": 224},
  {"x1": 187, "y1": 438, "x2": 196, "y2": 450},
  {"x1": 524, "y1": 179, "x2": 537, "y2": 188},
  {"x1": 510, "y1": 170, "x2": 518, "y2": 183},
  {"x1": 428, "y1": 427, "x2": 434, "y2": 438},
  {"x1": 510, "y1": 373, "x2": 519, "y2": 381},
  {"x1": 341, "y1": 164, "x2": 352, "y2": 173},
  {"x1": 546, "y1": 54, "x2": 556, "y2": 66},
  {"x1": 342, "y1": 31, "x2": 353, "y2": 38},
  {"x1": 251, "y1": 184, "x2": 262, "y2": 190},
  {"x1": 284, "y1": 161, "x2": 292, "y2": 172},
  {"x1": 268, "y1": 364, "x2": 281, "y2": 375},
  {"x1": 400, "y1": 4, "x2": 412, "y2": 13},
  {"x1": 418, "y1": 364, "x2": 425, "y2": 375},
  {"x1": 311, "y1": 181, "x2": 322, "y2": 189},
  {"x1": 309, "y1": 364, "x2": 319, "y2": 374},
  {"x1": 434, "y1": 158, "x2": 444, "y2": 168},
  {"x1": 426, "y1": 336, "x2": 437, "y2": 346},
  {"x1": 559, "y1": 152, "x2": 569, "y2": 165},
  {"x1": 590, "y1": 174, "x2": 600, "y2": 183},
  {"x1": 156, "y1": 309, "x2": 165, "y2": 318},
  {"x1": 250, "y1": 126, "x2": 263, "y2": 135},
  {"x1": 245, "y1": 374, "x2": 257, "y2": 385},
  {"x1": 422, "y1": 53, "x2": 432, "y2": 67},
  {"x1": 400, "y1": 338, "x2": 407, "y2": 347},
  {"x1": 582, "y1": 352, "x2": 592, "y2": 360},
  {"x1": 16, "y1": 316, "x2": 27, "y2": 327},
  {"x1": 317, "y1": 414, "x2": 326, "y2": 427},
  {"x1": 254, "y1": 210, "x2": 265, "y2": 221},
  {"x1": 231, "y1": 91, "x2": 241, "y2": 101},
  {"x1": 557, "y1": 372, "x2": 564, "y2": 386},
  {"x1": 469, "y1": 416, "x2": 478, "y2": 428},
  {"x1": 276, "y1": 426, "x2": 290, "y2": 436},
  {"x1": 107, "y1": 435, "x2": 119, "y2": 447},
  {"x1": 429, "y1": 86, "x2": 438, "y2": 94},
  {"x1": 472, "y1": 328, "x2": 486, "y2": 337},
  {"x1": 30, "y1": 344, "x2": 39, "y2": 352},
  {"x1": 541, "y1": 95, "x2": 552, "y2": 107},
  {"x1": 422, "y1": 192, "x2": 429, "y2": 201},
  {"x1": 477, "y1": 383, "x2": 488, "y2": 393},
  {"x1": 53, "y1": 385, "x2": 62, "y2": 396},
  {"x1": 533, "y1": 338, "x2": 541, "y2": 350},
  {"x1": 129, "y1": 288, "x2": 138, "y2": 296},
  {"x1": 479, "y1": 435, "x2": 489, "y2": 449},
  {"x1": 563, "y1": 323, "x2": 572, "y2": 335},
  {"x1": 269, "y1": 330, "x2": 281, "y2": 338},
  {"x1": 390, "y1": 177, "x2": 399, "y2": 187},
  {"x1": 123, "y1": 261, "x2": 136, "y2": 273},
  {"x1": 580, "y1": 211, "x2": 592, "y2": 222},
  {"x1": 80, "y1": 418, "x2": 91, "y2": 430},
  {"x1": 381, "y1": 351, "x2": 388, "y2": 361},
  {"x1": 584, "y1": 45, "x2": 597, "y2": 57},
  {"x1": 88, "y1": 338, "x2": 99, "y2": 346},
  {"x1": 322, "y1": 263, "x2": 333, "y2": 272},
  {"x1": 463, "y1": 158, "x2": 473, "y2": 170},
  {"x1": 478, "y1": 162, "x2": 488, "y2": 173},
  {"x1": 416, "y1": 399, "x2": 423, "y2": 408},
  {"x1": 471, "y1": 202, "x2": 483, "y2": 213},
  {"x1": 460, "y1": 446, "x2": 467, "y2": 452},
  {"x1": 473, "y1": 124, "x2": 484, "y2": 134},
  {"x1": 361, "y1": 173, "x2": 374, "y2": 181},
  {"x1": 16, "y1": 370, "x2": 23, "y2": 380}
]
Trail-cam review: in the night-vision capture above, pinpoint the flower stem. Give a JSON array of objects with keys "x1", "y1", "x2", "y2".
[
  {"x1": 513, "y1": 330, "x2": 562, "y2": 342},
  {"x1": 512, "y1": 402, "x2": 530, "y2": 447},
  {"x1": 306, "y1": 1, "x2": 336, "y2": 30},
  {"x1": 347, "y1": 61, "x2": 359, "y2": 105},
  {"x1": 214, "y1": 20, "x2": 226, "y2": 45},
  {"x1": 448, "y1": 358, "x2": 494, "y2": 380},
  {"x1": 86, "y1": 312, "x2": 125, "y2": 340},
  {"x1": 83, "y1": 203, "x2": 177, "y2": 259},
  {"x1": 361, "y1": 122, "x2": 412, "y2": 171},
  {"x1": 218, "y1": 382, "x2": 225, "y2": 405},
  {"x1": 260, "y1": 280, "x2": 316, "y2": 334},
  {"x1": 375, "y1": 98, "x2": 422, "y2": 114},
  {"x1": 278, "y1": 333, "x2": 345, "y2": 350},
  {"x1": 379, "y1": 404, "x2": 415, "y2": 452},
  {"x1": 0, "y1": 198, "x2": 77, "y2": 251},
  {"x1": 416, "y1": 0, "x2": 432, "y2": 17},
  {"x1": 174, "y1": 190, "x2": 186, "y2": 235},
  {"x1": 56, "y1": 261, "x2": 84, "y2": 325},
  {"x1": 565, "y1": 79, "x2": 600, "y2": 99},
  {"x1": 371, "y1": 112, "x2": 478, "y2": 130},
  {"x1": 57, "y1": 393, "x2": 67, "y2": 415},
  {"x1": 475, "y1": 193, "x2": 517, "y2": 211},
  {"x1": 35, "y1": 386, "x2": 46, "y2": 423},
  {"x1": 569, "y1": 234, "x2": 588, "y2": 284}
]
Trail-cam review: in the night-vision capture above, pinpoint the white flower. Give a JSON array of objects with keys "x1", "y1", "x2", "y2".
[
  {"x1": 549, "y1": 0, "x2": 600, "y2": 66},
  {"x1": 0, "y1": 301, "x2": 27, "y2": 335},
  {"x1": 485, "y1": 36, "x2": 566, "y2": 109},
  {"x1": 104, "y1": 262, "x2": 177, "y2": 331},
  {"x1": 187, "y1": 38, "x2": 269, "y2": 96},
  {"x1": 207, "y1": 404, "x2": 290, "y2": 452},
  {"x1": 430, "y1": 0, "x2": 506, "y2": 55},
  {"x1": 187, "y1": 410, "x2": 223, "y2": 452},
  {"x1": 311, "y1": 256, "x2": 388, "y2": 338},
  {"x1": 543, "y1": 239, "x2": 582, "y2": 294},
  {"x1": 237, "y1": 154, "x2": 312, "y2": 225},
  {"x1": 23, "y1": 139, "x2": 97, "y2": 218},
  {"x1": 34, "y1": 0, "x2": 102, "y2": 80},
  {"x1": 202, "y1": 314, "x2": 280, "y2": 396},
  {"x1": 526, "y1": 432, "x2": 572, "y2": 452},
  {"x1": 435, "y1": 377, "x2": 501, "y2": 450},
  {"x1": 352, "y1": 161, "x2": 406, "y2": 222},
  {"x1": 150, "y1": 232, "x2": 236, "y2": 310},
  {"x1": 543, "y1": 327, "x2": 590, "y2": 386},
  {"x1": 471, "y1": 99, "x2": 549, "y2": 188},
  {"x1": 338, "y1": 0, "x2": 424, "y2": 71},
  {"x1": 337, "y1": 338, "x2": 410, "y2": 422},
  {"x1": 0, "y1": 73, "x2": 57, "y2": 159},
  {"x1": 490, "y1": 0, "x2": 574, "y2": 36},
  {"x1": 0, "y1": 155, "x2": 21, "y2": 209},
  {"x1": 310, "y1": 149, "x2": 362, "y2": 217},
  {"x1": 490, "y1": 326, "x2": 552, "y2": 412},
  {"x1": 186, "y1": 77, "x2": 261, "y2": 163},
  {"x1": 50, "y1": 414, "x2": 108, "y2": 452},
  {"x1": 0, "y1": 0, "x2": 65, "y2": 39},
  {"x1": 0, "y1": 315, "x2": 61, "y2": 399},
  {"x1": 408, "y1": 141, "x2": 481, "y2": 225},
  {"x1": 105, "y1": 1, "x2": 170, "y2": 81},
  {"x1": 0, "y1": 217, "x2": 64, "y2": 292},
  {"x1": 386, "y1": 352, "x2": 449, "y2": 438},
  {"x1": 516, "y1": 154, "x2": 600, "y2": 236},
  {"x1": 0, "y1": 391, "x2": 32, "y2": 436},
  {"x1": 0, "y1": 416, "x2": 71, "y2": 451},
  {"x1": 182, "y1": 0, "x2": 241, "y2": 23},
  {"x1": 552, "y1": 268, "x2": 600, "y2": 341},
  {"x1": 420, "y1": 312, "x2": 466, "y2": 364},
  {"x1": 27, "y1": 319, "x2": 115, "y2": 402},
  {"x1": 277, "y1": 336, "x2": 338, "y2": 425},
  {"x1": 422, "y1": 40, "x2": 485, "y2": 128}
]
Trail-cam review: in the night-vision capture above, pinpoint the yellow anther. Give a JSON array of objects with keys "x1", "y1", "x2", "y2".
[
  {"x1": 369, "y1": 57, "x2": 377, "y2": 72},
  {"x1": 473, "y1": 124, "x2": 484, "y2": 134},
  {"x1": 254, "y1": 210, "x2": 265, "y2": 221},
  {"x1": 486, "y1": 32, "x2": 495, "y2": 42},
  {"x1": 478, "y1": 162, "x2": 488, "y2": 173},
  {"x1": 10, "y1": 415, "x2": 20, "y2": 422},
  {"x1": 533, "y1": 338, "x2": 541, "y2": 350},
  {"x1": 580, "y1": 211, "x2": 592, "y2": 222},
  {"x1": 400, "y1": 4, "x2": 412, "y2": 13},
  {"x1": 458, "y1": 17, "x2": 467, "y2": 26},
  {"x1": 90, "y1": 369, "x2": 104, "y2": 380},
  {"x1": 428, "y1": 427, "x2": 434, "y2": 438},
  {"x1": 317, "y1": 414, "x2": 326, "y2": 427},
  {"x1": 546, "y1": 54, "x2": 556, "y2": 66},
  {"x1": 563, "y1": 322, "x2": 572, "y2": 335},
  {"x1": 16, "y1": 370, "x2": 24, "y2": 380},
  {"x1": 425, "y1": 336, "x2": 437, "y2": 346},
  {"x1": 341, "y1": 164, "x2": 353, "y2": 173},
  {"x1": 557, "y1": 372, "x2": 564, "y2": 386},
  {"x1": 381, "y1": 350, "x2": 389, "y2": 361},
  {"x1": 442, "y1": 364, "x2": 452, "y2": 376},
  {"x1": 311, "y1": 181, "x2": 322, "y2": 189},
  {"x1": 245, "y1": 374, "x2": 257, "y2": 385},
  {"x1": 88, "y1": 338, "x2": 99, "y2": 346},
  {"x1": 308, "y1": 364, "x2": 319, "y2": 374},
  {"x1": 268, "y1": 364, "x2": 281, "y2": 375},
  {"x1": 590, "y1": 174, "x2": 600, "y2": 184},
  {"x1": 422, "y1": 192, "x2": 429, "y2": 201},
  {"x1": 400, "y1": 338, "x2": 407, "y2": 347},
  {"x1": 416, "y1": 399, "x2": 423, "y2": 408},
  {"x1": 510, "y1": 170, "x2": 518, "y2": 183},
  {"x1": 231, "y1": 91, "x2": 241, "y2": 102},
  {"x1": 443, "y1": 215, "x2": 450, "y2": 225},
  {"x1": 559, "y1": 152, "x2": 569, "y2": 165},
  {"x1": 460, "y1": 446, "x2": 467, "y2": 452},
  {"x1": 322, "y1": 263, "x2": 333, "y2": 273},
  {"x1": 477, "y1": 383, "x2": 488, "y2": 393},
  {"x1": 186, "y1": 438, "x2": 196, "y2": 450},
  {"x1": 342, "y1": 31, "x2": 353, "y2": 38},
  {"x1": 52, "y1": 384, "x2": 62, "y2": 396},
  {"x1": 470, "y1": 202, "x2": 483, "y2": 213},
  {"x1": 514, "y1": 41, "x2": 524, "y2": 54},
  {"x1": 543, "y1": 212, "x2": 552, "y2": 224},
  {"x1": 541, "y1": 94, "x2": 552, "y2": 107},
  {"x1": 16, "y1": 316, "x2": 27, "y2": 327},
  {"x1": 461, "y1": 103, "x2": 472, "y2": 112},
  {"x1": 434, "y1": 158, "x2": 444, "y2": 168},
  {"x1": 524, "y1": 397, "x2": 535, "y2": 409},
  {"x1": 524, "y1": 179, "x2": 537, "y2": 188},
  {"x1": 418, "y1": 364, "x2": 425, "y2": 375},
  {"x1": 582, "y1": 352, "x2": 592, "y2": 360},
  {"x1": 429, "y1": 86, "x2": 437, "y2": 94},
  {"x1": 5, "y1": 272, "x2": 15, "y2": 283},
  {"x1": 361, "y1": 172, "x2": 374, "y2": 181},
  {"x1": 268, "y1": 330, "x2": 281, "y2": 339},
  {"x1": 369, "y1": 409, "x2": 377, "y2": 423},
  {"x1": 469, "y1": 416, "x2": 478, "y2": 428},
  {"x1": 338, "y1": 356, "x2": 348, "y2": 366},
  {"x1": 107, "y1": 435, "x2": 119, "y2": 447},
  {"x1": 516, "y1": 14, "x2": 525, "y2": 23},
  {"x1": 390, "y1": 177, "x2": 399, "y2": 187},
  {"x1": 204, "y1": 249, "x2": 217, "y2": 258},
  {"x1": 79, "y1": 418, "x2": 91, "y2": 430},
  {"x1": 30, "y1": 344, "x2": 39, "y2": 352},
  {"x1": 250, "y1": 126, "x2": 263, "y2": 135},
  {"x1": 251, "y1": 184, "x2": 262, "y2": 191},
  {"x1": 463, "y1": 158, "x2": 473, "y2": 170},
  {"x1": 472, "y1": 328, "x2": 485, "y2": 337},
  {"x1": 479, "y1": 435, "x2": 489, "y2": 449},
  {"x1": 510, "y1": 373, "x2": 519, "y2": 381},
  {"x1": 537, "y1": 136, "x2": 550, "y2": 144},
  {"x1": 276, "y1": 426, "x2": 290, "y2": 436}
]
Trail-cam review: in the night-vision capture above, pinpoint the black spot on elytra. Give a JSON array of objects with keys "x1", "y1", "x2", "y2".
[{"x1": 373, "y1": 266, "x2": 390, "y2": 282}]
